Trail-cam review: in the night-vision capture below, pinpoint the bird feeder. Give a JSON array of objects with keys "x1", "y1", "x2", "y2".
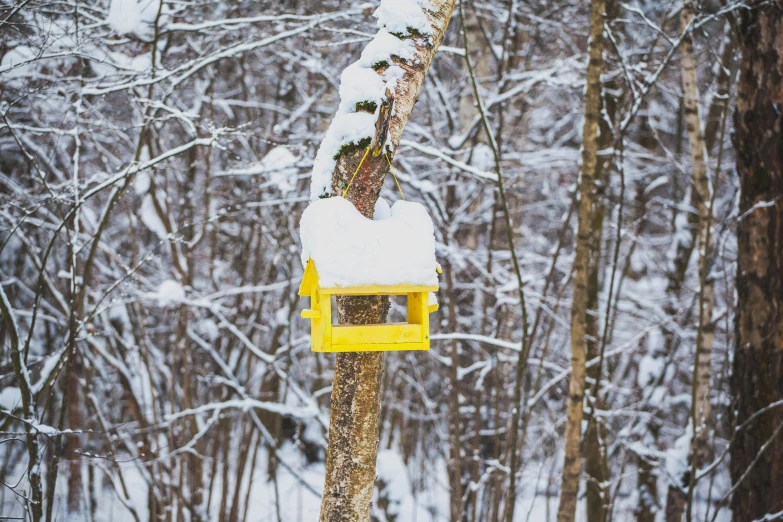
[
  {"x1": 298, "y1": 196, "x2": 440, "y2": 353},
  {"x1": 299, "y1": 259, "x2": 439, "y2": 353}
]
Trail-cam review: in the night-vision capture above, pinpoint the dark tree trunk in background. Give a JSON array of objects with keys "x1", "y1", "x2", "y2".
[
  {"x1": 731, "y1": 4, "x2": 783, "y2": 521},
  {"x1": 67, "y1": 352, "x2": 82, "y2": 513}
]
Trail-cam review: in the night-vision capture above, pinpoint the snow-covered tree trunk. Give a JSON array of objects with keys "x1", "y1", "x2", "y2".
[
  {"x1": 313, "y1": 2, "x2": 456, "y2": 521},
  {"x1": 731, "y1": 3, "x2": 783, "y2": 520},
  {"x1": 557, "y1": 0, "x2": 605, "y2": 520}
]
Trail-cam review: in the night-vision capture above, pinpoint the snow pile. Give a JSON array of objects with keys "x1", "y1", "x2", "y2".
[
  {"x1": 470, "y1": 143, "x2": 495, "y2": 171},
  {"x1": 665, "y1": 424, "x2": 692, "y2": 481},
  {"x1": 338, "y1": 63, "x2": 387, "y2": 113},
  {"x1": 263, "y1": 146, "x2": 298, "y2": 193},
  {"x1": 309, "y1": 0, "x2": 432, "y2": 200},
  {"x1": 140, "y1": 194, "x2": 168, "y2": 239},
  {"x1": 310, "y1": 112, "x2": 377, "y2": 199},
  {"x1": 358, "y1": 29, "x2": 418, "y2": 69},
  {"x1": 107, "y1": 0, "x2": 164, "y2": 41},
  {"x1": 0, "y1": 14, "x2": 79, "y2": 87},
  {"x1": 134, "y1": 170, "x2": 151, "y2": 195},
  {"x1": 299, "y1": 196, "x2": 438, "y2": 288},
  {"x1": 196, "y1": 318, "x2": 220, "y2": 342},
  {"x1": 0, "y1": 46, "x2": 37, "y2": 84},
  {"x1": 637, "y1": 355, "x2": 664, "y2": 389},
  {"x1": 156, "y1": 279, "x2": 185, "y2": 307},
  {"x1": 0, "y1": 387, "x2": 22, "y2": 411},
  {"x1": 374, "y1": 0, "x2": 433, "y2": 38},
  {"x1": 374, "y1": 197, "x2": 392, "y2": 220},
  {"x1": 375, "y1": 450, "x2": 412, "y2": 518}
]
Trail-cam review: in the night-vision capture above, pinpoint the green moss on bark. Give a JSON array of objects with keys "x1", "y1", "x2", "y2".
[
  {"x1": 355, "y1": 100, "x2": 377, "y2": 113},
  {"x1": 333, "y1": 137, "x2": 372, "y2": 160},
  {"x1": 390, "y1": 27, "x2": 425, "y2": 39}
]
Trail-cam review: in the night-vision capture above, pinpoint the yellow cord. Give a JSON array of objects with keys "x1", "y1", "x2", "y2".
[
  {"x1": 342, "y1": 146, "x2": 371, "y2": 198},
  {"x1": 385, "y1": 153, "x2": 406, "y2": 201},
  {"x1": 341, "y1": 145, "x2": 405, "y2": 202}
]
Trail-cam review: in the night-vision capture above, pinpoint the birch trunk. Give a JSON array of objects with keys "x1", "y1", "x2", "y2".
[
  {"x1": 317, "y1": 3, "x2": 455, "y2": 521},
  {"x1": 666, "y1": 3, "x2": 716, "y2": 519},
  {"x1": 731, "y1": 3, "x2": 783, "y2": 520},
  {"x1": 704, "y1": 21, "x2": 735, "y2": 153},
  {"x1": 557, "y1": 0, "x2": 605, "y2": 520},
  {"x1": 679, "y1": 0, "x2": 714, "y2": 464}
]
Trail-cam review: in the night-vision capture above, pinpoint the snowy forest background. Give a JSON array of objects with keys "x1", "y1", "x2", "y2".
[{"x1": 0, "y1": 0, "x2": 759, "y2": 521}]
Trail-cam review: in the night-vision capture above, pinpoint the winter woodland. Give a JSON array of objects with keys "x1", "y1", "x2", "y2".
[{"x1": 2, "y1": 0, "x2": 783, "y2": 521}]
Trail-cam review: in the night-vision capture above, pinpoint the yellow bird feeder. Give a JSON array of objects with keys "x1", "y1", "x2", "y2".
[{"x1": 299, "y1": 259, "x2": 440, "y2": 353}]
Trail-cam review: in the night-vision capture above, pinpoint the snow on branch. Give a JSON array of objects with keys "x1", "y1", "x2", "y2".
[{"x1": 309, "y1": 0, "x2": 441, "y2": 200}]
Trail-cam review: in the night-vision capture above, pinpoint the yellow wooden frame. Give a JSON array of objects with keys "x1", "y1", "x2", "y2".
[{"x1": 299, "y1": 259, "x2": 439, "y2": 353}]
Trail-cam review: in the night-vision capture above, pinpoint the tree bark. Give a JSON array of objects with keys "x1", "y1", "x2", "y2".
[
  {"x1": 731, "y1": 3, "x2": 783, "y2": 521},
  {"x1": 679, "y1": 0, "x2": 714, "y2": 468},
  {"x1": 66, "y1": 351, "x2": 82, "y2": 514},
  {"x1": 444, "y1": 264, "x2": 464, "y2": 522},
  {"x1": 666, "y1": 2, "x2": 717, "y2": 520},
  {"x1": 584, "y1": 8, "x2": 619, "y2": 513},
  {"x1": 557, "y1": 0, "x2": 605, "y2": 520},
  {"x1": 317, "y1": 3, "x2": 455, "y2": 521},
  {"x1": 584, "y1": 108, "x2": 611, "y2": 522},
  {"x1": 0, "y1": 286, "x2": 43, "y2": 522},
  {"x1": 704, "y1": 21, "x2": 736, "y2": 153}
]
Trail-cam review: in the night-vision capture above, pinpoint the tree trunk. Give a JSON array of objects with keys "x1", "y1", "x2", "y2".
[
  {"x1": 679, "y1": 0, "x2": 714, "y2": 468},
  {"x1": 730, "y1": 3, "x2": 783, "y2": 521},
  {"x1": 0, "y1": 286, "x2": 43, "y2": 522},
  {"x1": 317, "y1": 3, "x2": 456, "y2": 521},
  {"x1": 557, "y1": 0, "x2": 605, "y2": 520},
  {"x1": 444, "y1": 262, "x2": 464, "y2": 522},
  {"x1": 584, "y1": 150, "x2": 609, "y2": 522},
  {"x1": 584, "y1": 39, "x2": 618, "y2": 522},
  {"x1": 666, "y1": 2, "x2": 717, "y2": 520},
  {"x1": 585, "y1": 4, "x2": 621, "y2": 519},
  {"x1": 67, "y1": 351, "x2": 82, "y2": 514}
]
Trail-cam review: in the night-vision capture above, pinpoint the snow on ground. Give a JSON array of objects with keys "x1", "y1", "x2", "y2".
[
  {"x1": 0, "y1": 441, "x2": 731, "y2": 522},
  {"x1": 299, "y1": 196, "x2": 438, "y2": 288}
]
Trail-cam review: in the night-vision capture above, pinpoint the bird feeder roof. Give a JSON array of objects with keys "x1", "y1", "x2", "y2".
[{"x1": 299, "y1": 196, "x2": 439, "y2": 292}]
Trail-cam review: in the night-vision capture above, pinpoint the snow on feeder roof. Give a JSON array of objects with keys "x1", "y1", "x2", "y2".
[
  {"x1": 299, "y1": 196, "x2": 438, "y2": 289},
  {"x1": 298, "y1": 196, "x2": 440, "y2": 353}
]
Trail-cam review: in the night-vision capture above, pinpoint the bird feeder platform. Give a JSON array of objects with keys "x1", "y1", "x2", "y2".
[{"x1": 299, "y1": 259, "x2": 439, "y2": 353}]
